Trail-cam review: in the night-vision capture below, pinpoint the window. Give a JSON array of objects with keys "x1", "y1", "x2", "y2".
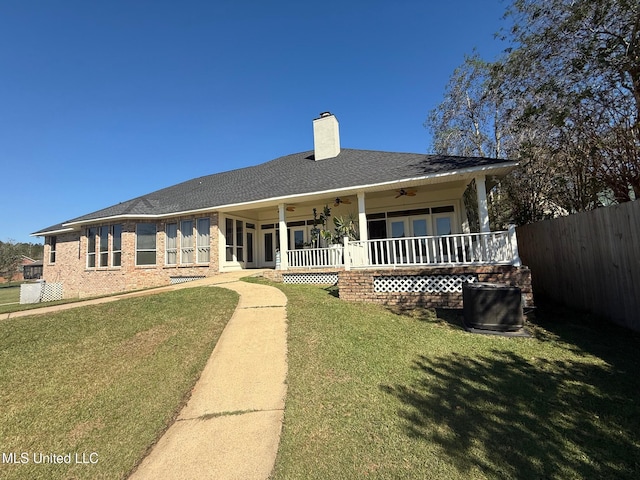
[
  {"x1": 166, "y1": 219, "x2": 209, "y2": 265},
  {"x1": 87, "y1": 225, "x2": 122, "y2": 268},
  {"x1": 48, "y1": 236, "x2": 57, "y2": 264},
  {"x1": 136, "y1": 223, "x2": 157, "y2": 265},
  {"x1": 112, "y1": 225, "x2": 122, "y2": 267},
  {"x1": 87, "y1": 227, "x2": 97, "y2": 267},
  {"x1": 99, "y1": 226, "x2": 109, "y2": 267},
  {"x1": 264, "y1": 232, "x2": 274, "y2": 263},
  {"x1": 226, "y1": 218, "x2": 234, "y2": 261},
  {"x1": 180, "y1": 220, "x2": 194, "y2": 264},
  {"x1": 236, "y1": 220, "x2": 244, "y2": 261},
  {"x1": 197, "y1": 218, "x2": 210, "y2": 263},
  {"x1": 246, "y1": 223, "x2": 254, "y2": 263},
  {"x1": 225, "y1": 217, "x2": 252, "y2": 264},
  {"x1": 435, "y1": 217, "x2": 452, "y2": 235},
  {"x1": 166, "y1": 223, "x2": 178, "y2": 265}
]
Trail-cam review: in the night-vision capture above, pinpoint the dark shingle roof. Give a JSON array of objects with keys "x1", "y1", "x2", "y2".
[{"x1": 33, "y1": 149, "x2": 515, "y2": 234}]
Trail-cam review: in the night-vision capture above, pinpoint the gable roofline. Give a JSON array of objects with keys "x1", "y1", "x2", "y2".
[{"x1": 35, "y1": 160, "x2": 517, "y2": 235}]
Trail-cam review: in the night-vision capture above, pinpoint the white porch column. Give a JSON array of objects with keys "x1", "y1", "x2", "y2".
[
  {"x1": 475, "y1": 175, "x2": 490, "y2": 233},
  {"x1": 278, "y1": 204, "x2": 288, "y2": 270},
  {"x1": 357, "y1": 191, "x2": 368, "y2": 242},
  {"x1": 508, "y1": 224, "x2": 522, "y2": 266}
]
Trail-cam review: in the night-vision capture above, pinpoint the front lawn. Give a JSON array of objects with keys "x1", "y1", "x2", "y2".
[
  {"x1": 0, "y1": 287, "x2": 238, "y2": 480},
  {"x1": 0, "y1": 283, "x2": 20, "y2": 305},
  {"x1": 267, "y1": 282, "x2": 640, "y2": 480}
]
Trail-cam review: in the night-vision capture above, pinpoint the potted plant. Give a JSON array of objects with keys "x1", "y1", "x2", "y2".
[
  {"x1": 332, "y1": 213, "x2": 359, "y2": 244},
  {"x1": 311, "y1": 205, "x2": 333, "y2": 247},
  {"x1": 311, "y1": 206, "x2": 359, "y2": 247}
]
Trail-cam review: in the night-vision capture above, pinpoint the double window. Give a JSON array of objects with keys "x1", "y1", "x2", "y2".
[
  {"x1": 165, "y1": 218, "x2": 210, "y2": 266},
  {"x1": 86, "y1": 225, "x2": 123, "y2": 268}
]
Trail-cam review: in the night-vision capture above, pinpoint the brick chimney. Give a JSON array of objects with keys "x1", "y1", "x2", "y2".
[{"x1": 313, "y1": 112, "x2": 340, "y2": 160}]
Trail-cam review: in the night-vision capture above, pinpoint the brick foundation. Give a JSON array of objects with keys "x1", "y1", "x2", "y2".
[{"x1": 338, "y1": 266, "x2": 533, "y2": 309}]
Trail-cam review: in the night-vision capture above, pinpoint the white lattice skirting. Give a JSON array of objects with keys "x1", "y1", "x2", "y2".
[
  {"x1": 283, "y1": 273, "x2": 339, "y2": 285},
  {"x1": 41, "y1": 283, "x2": 63, "y2": 302},
  {"x1": 374, "y1": 275, "x2": 477, "y2": 293},
  {"x1": 170, "y1": 276, "x2": 206, "y2": 284},
  {"x1": 21, "y1": 282, "x2": 64, "y2": 304}
]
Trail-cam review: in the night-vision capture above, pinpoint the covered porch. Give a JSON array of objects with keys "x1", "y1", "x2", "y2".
[
  {"x1": 218, "y1": 171, "x2": 520, "y2": 273},
  {"x1": 278, "y1": 172, "x2": 520, "y2": 271}
]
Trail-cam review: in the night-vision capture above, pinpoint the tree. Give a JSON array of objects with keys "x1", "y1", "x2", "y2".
[
  {"x1": 428, "y1": 0, "x2": 640, "y2": 225},
  {"x1": 499, "y1": 0, "x2": 640, "y2": 202},
  {"x1": 426, "y1": 54, "x2": 562, "y2": 227},
  {"x1": 426, "y1": 53, "x2": 505, "y2": 158},
  {"x1": 0, "y1": 240, "x2": 23, "y2": 283}
]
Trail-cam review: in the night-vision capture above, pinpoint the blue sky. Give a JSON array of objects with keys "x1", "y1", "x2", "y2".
[{"x1": 1, "y1": 0, "x2": 508, "y2": 244}]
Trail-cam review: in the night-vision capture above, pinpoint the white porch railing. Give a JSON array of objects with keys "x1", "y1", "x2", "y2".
[
  {"x1": 287, "y1": 246, "x2": 344, "y2": 268},
  {"x1": 286, "y1": 227, "x2": 521, "y2": 269},
  {"x1": 346, "y1": 227, "x2": 521, "y2": 269}
]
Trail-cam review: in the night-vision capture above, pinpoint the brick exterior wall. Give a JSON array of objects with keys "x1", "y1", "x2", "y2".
[
  {"x1": 338, "y1": 266, "x2": 533, "y2": 309},
  {"x1": 42, "y1": 214, "x2": 220, "y2": 298}
]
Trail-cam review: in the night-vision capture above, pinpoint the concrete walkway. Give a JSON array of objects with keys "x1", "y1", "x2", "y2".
[
  {"x1": 129, "y1": 272, "x2": 288, "y2": 480},
  {"x1": 2, "y1": 271, "x2": 288, "y2": 479}
]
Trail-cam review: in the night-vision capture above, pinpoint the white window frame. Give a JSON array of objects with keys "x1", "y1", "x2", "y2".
[
  {"x1": 196, "y1": 218, "x2": 210, "y2": 264},
  {"x1": 98, "y1": 226, "x2": 109, "y2": 267},
  {"x1": 166, "y1": 223, "x2": 178, "y2": 265},
  {"x1": 86, "y1": 227, "x2": 97, "y2": 268},
  {"x1": 48, "y1": 236, "x2": 57, "y2": 264},
  {"x1": 180, "y1": 220, "x2": 194, "y2": 264},
  {"x1": 136, "y1": 223, "x2": 157, "y2": 266},
  {"x1": 111, "y1": 224, "x2": 122, "y2": 267}
]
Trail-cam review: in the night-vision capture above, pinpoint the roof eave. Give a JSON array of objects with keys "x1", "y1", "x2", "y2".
[
  {"x1": 49, "y1": 161, "x2": 519, "y2": 227},
  {"x1": 31, "y1": 226, "x2": 76, "y2": 237}
]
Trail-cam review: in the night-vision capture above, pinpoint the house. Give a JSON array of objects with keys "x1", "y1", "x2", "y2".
[
  {"x1": 0, "y1": 256, "x2": 42, "y2": 283},
  {"x1": 33, "y1": 113, "x2": 532, "y2": 307},
  {"x1": 22, "y1": 258, "x2": 43, "y2": 280}
]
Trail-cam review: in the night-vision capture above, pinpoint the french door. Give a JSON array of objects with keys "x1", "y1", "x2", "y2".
[
  {"x1": 224, "y1": 217, "x2": 255, "y2": 268},
  {"x1": 387, "y1": 213, "x2": 455, "y2": 263}
]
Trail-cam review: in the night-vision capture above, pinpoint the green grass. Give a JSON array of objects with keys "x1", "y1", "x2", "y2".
[
  {"x1": 0, "y1": 284, "x2": 177, "y2": 315},
  {"x1": 0, "y1": 283, "x2": 20, "y2": 305},
  {"x1": 263, "y1": 281, "x2": 640, "y2": 480},
  {"x1": 0, "y1": 286, "x2": 238, "y2": 480}
]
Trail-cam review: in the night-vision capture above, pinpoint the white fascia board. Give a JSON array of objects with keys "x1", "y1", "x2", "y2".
[
  {"x1": 30, "y1": 227, "x2": 76, "y2": 237},
  {"x1": 59, "y1": 161, "x2": 518, "y2": 226}
]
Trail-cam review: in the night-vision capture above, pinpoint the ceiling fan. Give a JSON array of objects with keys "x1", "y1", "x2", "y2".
[
  {"x1": 395, "y1": 188, "x2": 417, "y2": 198},
  {"x1": 286, "y1": 206, "x2": 296, "y2": 212},
  {"x1": 334, "y1": 197, "x2": 352, "y2": 206}
]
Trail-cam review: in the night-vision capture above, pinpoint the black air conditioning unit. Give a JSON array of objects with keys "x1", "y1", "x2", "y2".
[{"x1": 463, "y1": 282, "x2": 523, "y2": 332}]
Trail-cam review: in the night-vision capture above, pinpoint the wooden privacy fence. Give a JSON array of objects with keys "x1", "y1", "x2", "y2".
[{"x1": 516, "y1": 200, "x2": 640, "y2": 331}]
